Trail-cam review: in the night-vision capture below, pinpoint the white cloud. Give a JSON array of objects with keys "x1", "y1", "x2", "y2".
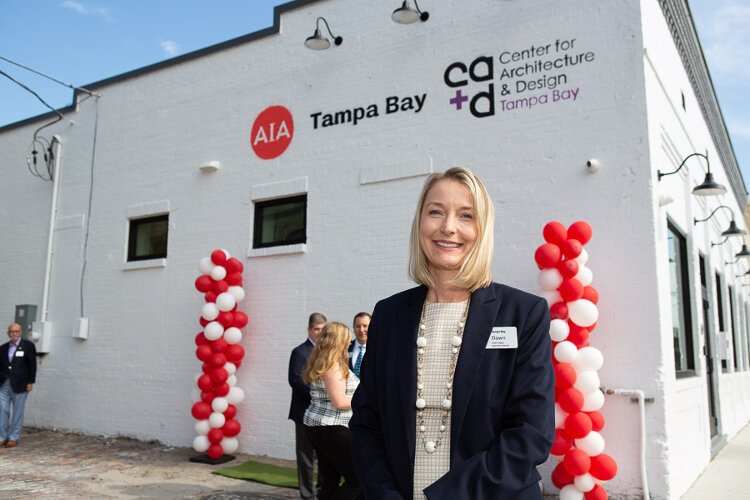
[
  {"x1": 60, "y1": 1, "x2": 113, "y2": 22},
  {"x1": 728, "y1": 119, "x2": 750, "y2": 142},
  {"x1": 698, "y1": 2, "x2": 750, "y2": 82},
  {"x1": 160, "y1": 40, "x2": 180, "y2": 56},
  {"x1": 61, "y1": 1, "x2": 87, "y2": 14}
]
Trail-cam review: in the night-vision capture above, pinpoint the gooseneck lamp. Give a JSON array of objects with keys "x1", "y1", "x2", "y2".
[
  {"x1": 304, "y1": 17, "x2": 343, "y2": 50},
  {"x1": 392, "y1": 0, "x2": 429, "y2": 23},
  {"x1": 693, "y1": 205, "x2": 746, "y2": 238},
  {"x1": 658, "y1": 152, "x2": 727, "y2": 196}
]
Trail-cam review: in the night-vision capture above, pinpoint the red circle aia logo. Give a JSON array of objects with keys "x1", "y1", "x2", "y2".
[{"x1": 250, "y1": 105, "x2": 294, "y2": 160}]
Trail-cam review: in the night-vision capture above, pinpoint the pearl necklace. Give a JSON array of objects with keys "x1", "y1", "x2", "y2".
[{"x1": 415, "y1": 298, "x2": 470, "y2": 454}]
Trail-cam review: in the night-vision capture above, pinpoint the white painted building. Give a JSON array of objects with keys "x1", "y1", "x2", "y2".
[{"x1": 1, "y1": 0, "x2": 748, "y2": 498}]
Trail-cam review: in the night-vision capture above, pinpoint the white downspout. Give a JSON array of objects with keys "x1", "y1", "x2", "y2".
[
  {"x1": 603, "y1": 388, "x2": 650, "y2": 500},
  {"x1": 41, "y1": 134, "x2": 63, "y2": 322}
]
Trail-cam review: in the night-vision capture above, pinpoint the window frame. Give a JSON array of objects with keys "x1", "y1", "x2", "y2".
[
  {"x1": 127, "y1": 213, "x2": 169, "y2": 262},
  {"x1": 667, "y1": 220, "x2": 696, "y2": 377},
  {"x1": 252, "y1": 194, "x2": 307, "y2": 250}
]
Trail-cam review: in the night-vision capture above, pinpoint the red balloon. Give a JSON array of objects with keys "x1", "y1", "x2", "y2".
[
  {"x1": 559, "y1": 278, "x2": 584, "y2": 302},
  {"x1": 211, "y1": 368, "x2": 229, "y2": 385},
  {"x1": 588, "y1": 411, "x2": 606, "y2": 432},
  {"x1": 195, "y1": 275, "x2": 213, "y2": 293},
  {"x1": 568, "y1": 221, "x2": 593, "y2": 245},
  {"x1": 197, "y1": 374, "x2": 213, "y2": 392},
  {"x1": 200, "y1": 391, "x2": 214, "y2": 403},
  {"x1": 583, "y1": 286, "x2": 599, "y2": 304},
  {"x1": 202, "y1": 362, "x2": 213, "y2": 374},
  {"x1": 211, "y1": 249, "x2": 227, "y2": 265},
  {"x1": 214, "y1": 383, "x2": 230, "y2": 397},
  {"x1": 199, "y1": 317, "x2": 209, "y2": 328},
  {"x1": 567, "y1": 324, "x2": 590, "y2": 348},
  {"x1": 589, "y1": 453, "x2": 618, "y2": 481},
  {"x1": 558, "y1": 387, "x2": 584, "y2": 413},
  {"x1": 208, "y1": 428, "x2": 224, "y2": 445},
  {"x1": 551, "y1": 428, "x2": 572, "y2": 455},
  {"x1": 191, "y1": 401, "x2": 211, "y2": 420},
  {"x1": 222, "y1": 418, "x2": 241, "y2": 437},
  {"x1": 225, "y1": 257, "x2": 244, "y2": 273},
  {"x1": 196, "y1": 345, "x2": 212, "y2": 362},
  {"x1": 550, "y1": 302, "x2": 569, "y2": 320},
  {"x1": 211, "y1": 338, "x2": 228, "y2": 353},
  {"x1": 211, "y1": 353, "x2": 228, "y2": 368},
  {"x1": 543, "y1": 221, "x2": 568, "y2": 246},
  {"x1": 232, "y1": 311, "x2": 249, "y2": 329},
  {"x1": 551, "y1": 461, "x2": 574, "y2": 489},
  {"x1": 217, "y1": 311, "x2": 235, "y2": 328},
  {"x1": 195, "y1": 332, "x2": 208, "y2": 346},
  {"x1": 226, "y1": 272, "x2": 243, "y2": 286},
  {"x1": 534, "y1": 243, "x2": 562, "y2": 269},
  {"x1": 562, "y1": 239, "x2": 583, "y2": 259},
  {"x1": 565, "y1": 412, "x2": 593, "y2": 438},
  {"x1": 563, "y1": 449, "x2": 591, "y2": 476},
  {"x1": 225, "y1": 344, "x2": 245, "y2": 363},
  {"x1": 207, "y1": 443, "x2": 224, "y2": 459},
  {"x1": 585, "y1": 484, "x2": 608, "y2": 500},
  {"x1": 554, "y1": 363, "x2": 577, "y2": 389},
  {"x1": 557, "y1": 259, "x2": 579, "y2": 279},
  {"x1": 204, "y1": 291, "x2": 217, "y2": 303},
  {"x1": 224, "y1": 405, "x2": 237, "y2": 420},
  {"x1": 213, "y1": 280, "x2": 229, "y2": 294}
]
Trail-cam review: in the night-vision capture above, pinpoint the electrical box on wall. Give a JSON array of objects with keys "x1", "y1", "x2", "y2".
[
  {"x1": 31, "y1": 320, "x2": 52, "y2": 353},
  {"x1": 14, "y1": 304, "x2": 38, "y2": 338},
  {"x1": 73, "y1": 317, "x2": 89, "y2": 339}
]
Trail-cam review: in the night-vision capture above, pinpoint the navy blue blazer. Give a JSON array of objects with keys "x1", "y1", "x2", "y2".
[
  {"x1": 0, "y1": 338, "x2": 37, "y2": 394},
  {"x1": 350, "y1": 283, "x2": 554, "y2": 499},
  {"x1": 288, "y1": 338, "x2": 314, "y2": 424}
]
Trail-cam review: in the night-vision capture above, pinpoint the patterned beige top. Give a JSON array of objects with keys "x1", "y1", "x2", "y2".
[{"x1": 413, "y1": 300, "x2": 468, "y2": 499}]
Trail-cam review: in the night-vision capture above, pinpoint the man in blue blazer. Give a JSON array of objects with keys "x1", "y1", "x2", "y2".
[
  {"x1": 288, "y1": 313, "x2": 326, "y2": 499},
  {"x1": 0, "y1": 323, "x2": 37, "y2": 447},
  {"x1": 348, "y1": 312, "x2": 370, "y2": 378}
]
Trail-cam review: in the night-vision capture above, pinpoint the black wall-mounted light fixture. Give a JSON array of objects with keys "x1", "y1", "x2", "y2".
[
  {"x1": 658, "y1": 152, "x2": 727, "y2": 196},
  {"x1": 392, "y1": 0, "x2": 429, "y2": 23},
  {"x1": 694, "y1": 205, "x2": 746, "y2": 238},
  {"x1": 304, "y1": 17, "x2": 343, "y2": 50}
]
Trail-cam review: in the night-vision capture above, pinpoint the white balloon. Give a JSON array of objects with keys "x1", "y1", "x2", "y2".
[
  {"x1": 574, "y1": 347, "x2": 604, "y2": 372},
  {"x1": 226, "y1": 386, "x2": 245, "y2": 405},
  {"x1": 574, "y1": 371, "x2": 601, "y2": 395},
  {"x1": 226, "y1": 375, "x2": 237, "y2": 387},
  {"x1": 221, "y1": 437, "x2": 239, "y2": 454},
  {"x1": 549, "y1": 319, "x2": 570, "y2": 342},
  {"x1": 575, "y1": 265, "x2": 593, "y2": 286},
  {"x1": 216, "y1": 292, "x2": 236, "y2": 312},
  {"x1": 209, "y1": 412, "x2": 226, "y2": 429},
  {"x1": 554, "y1": 341, "x2": 578, "y2": 364},
  {"x1": 190, "y1": 388, "x2": 201, "y2": 403},
  {"x1": 559, "y1": 484, "x2": 584, "y2": 500},
  {"x1": 204, "y1": 321, "x2": 225, "y2": 341},
  {"x1": 210, "y1": 265, "x2": 227, "y2": 281},
  {"x1": 574, "y1": 473, "x2": 596, "y2": 493},
  {"x1": 212, "y1": 397, "x2": 229, "y2": 413},
  {"x1": 223, "y1": 327, "x2": 242, "y2": 344},
  {"x1": 575, "y1": 431, "x2": 605, "y2": 456},
  {"x1": 199, "y1": 256, "x2": 214, "y2": 275},
  {"x1": 568, "y1": 299, "x2": 598, "y2": 327},
  {"x1": 539, "y1": 289, "x2": 562, "y2": 307},
  {"x1": 575, "y1": 248, "x2": 589, "y2": 265},
  {"x1": 538, "y1": 268, "x2": 563, "y2": 291},
  {"x1": 224, "y1": 362, "x2": 237, "y2": 375},
  {"x1": 555, "y1": 403, "x2": 568, "y2": 429},
  {"x1": 195, "y1": 419, "x2": 210, "y2": 436},
  {"x1": 582, "y1": 388, "x2": 605, "y2": 412},
  {"x1": 228, "y1": 286, "x2": 246, "y2": 302},
  {"x1": 201, "y1": 303, "x2": 220, "y2": 321},
  {"x1": 193, "y1": 435, "x2": 209, "y2": 452}
]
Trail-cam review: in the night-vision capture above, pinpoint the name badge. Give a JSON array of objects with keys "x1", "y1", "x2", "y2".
[
  {"x1": 15, "y1": 351, "x2": 24, "y2": 357},
  {"x1": 486, "y1": 327, "x2": 518, "y2": 349}
]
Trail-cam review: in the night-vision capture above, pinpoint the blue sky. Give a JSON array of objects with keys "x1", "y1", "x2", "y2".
[{"x1": 1, "y1": 1, "x2": 748, "y2": 190}]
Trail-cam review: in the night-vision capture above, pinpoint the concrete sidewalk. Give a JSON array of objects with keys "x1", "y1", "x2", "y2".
[{"x1": 682, "y1": 422, "x2": 750, "y2": 500}]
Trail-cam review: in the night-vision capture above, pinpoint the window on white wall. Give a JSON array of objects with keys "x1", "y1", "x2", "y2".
[
  {"x1": 127, "y1": 214, "x2": 169, "y2": 261},
  {"x1": 252, "y1": 195, "x2": 306, "y2": 249},
  {"x1": 667, "y1": 222, "x2": 695, "y2": 376},
  {"x1": 716, "y1": 273, "x2": 728, "y2": 372},
  {"x1": 728, "y1": 286, "x2": 739, "y2": 371}
]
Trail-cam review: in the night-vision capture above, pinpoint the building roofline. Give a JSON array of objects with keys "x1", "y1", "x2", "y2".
[{"x1": 0, "y1": 0, "x2": 322, "y2": 134}]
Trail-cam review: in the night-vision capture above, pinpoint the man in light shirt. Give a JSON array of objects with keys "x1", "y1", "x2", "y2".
[
  {"x1": 0, "y1": 323, "x2": 37, "y2": 448},
  {"x1": 348, "y1": 312, "x2": 370, "y2": 378}
]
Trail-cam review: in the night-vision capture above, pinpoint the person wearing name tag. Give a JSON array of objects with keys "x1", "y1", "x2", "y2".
[
  {"x1": 0, "y1": 323, "x2": 37, "y2": 448},
  {"x1": 350, "y1": 167, "x2": 554, "y2": 499}
]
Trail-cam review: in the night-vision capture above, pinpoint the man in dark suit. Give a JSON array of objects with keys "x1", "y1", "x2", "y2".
[
  {"x1": 288, "y1": 312, "x2": 326, "y2": 499},
  {"x1": 0, "y1": 323, "x2": 37, "y2": 448},
  {"x1": 348, "y1": 312, "x2": 370, "y2": 378}
]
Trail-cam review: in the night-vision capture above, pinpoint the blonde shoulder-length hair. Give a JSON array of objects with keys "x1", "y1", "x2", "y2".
[
  {"x1": 302, "y1": 321, "x2": 352, "y2": 383},
  {"x1": 408, "y1": 167, "x2": 494, "y2": 292}
]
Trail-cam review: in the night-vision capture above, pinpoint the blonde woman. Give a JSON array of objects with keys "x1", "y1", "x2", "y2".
[
  {"x1": 350, "y1": 167, "x2": 554, "y2": 499},
  {"x1": 303, "y1": 321, "x2": 361, "y2": 500}
]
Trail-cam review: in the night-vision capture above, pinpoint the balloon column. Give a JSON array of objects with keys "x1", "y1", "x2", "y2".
[
  {"x1": 534, "y1": 221, "x2": 618, "y2": 500},
  {"x1": 191, "y1": 249, "x2": 247, "y2": 460}
]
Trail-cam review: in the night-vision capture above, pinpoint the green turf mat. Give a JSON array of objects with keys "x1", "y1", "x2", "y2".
[{"x1": 213, "y1": 459, "x2": 302, "y2": 489}]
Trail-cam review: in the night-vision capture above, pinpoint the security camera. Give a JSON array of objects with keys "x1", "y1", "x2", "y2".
[{"x1": 586, "y1": 159, "x2": 600, "y2": 173}]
